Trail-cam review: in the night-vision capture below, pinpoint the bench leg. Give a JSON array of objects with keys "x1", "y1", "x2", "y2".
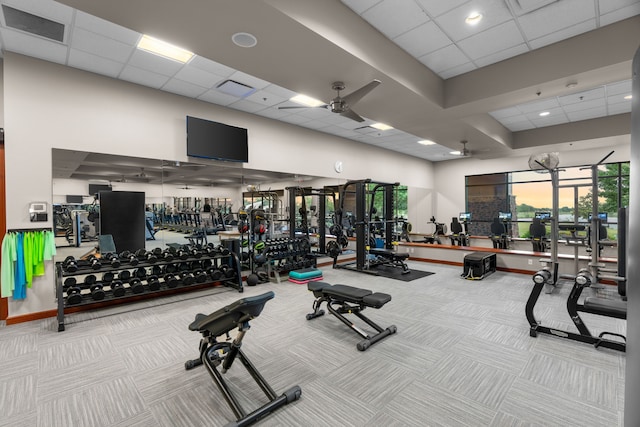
[{"x1": 306, "y1": 297, "x2": 326, "y2": 320}]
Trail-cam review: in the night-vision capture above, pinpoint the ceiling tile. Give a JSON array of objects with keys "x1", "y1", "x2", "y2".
[
  {"x1": 173, "y1": 64, "x2": 225, "y2": 88},
  {"x1": 392, "y1": 20, "x2": 452, "y2": 57},
  {"x1": 415, "y1": 0, "x2": 471, "y2": 18},
  {"x1": 600, "y1": 3, "x2": 640, "y2": 25},
  {"x1": 561, "y1": 98, "x2": 605, "y2": 113},
  {"x1": 499, "y1": 115, "x2": 530, "y2": 125},
  {"x1": 506, "y1": 121, "x2": 536, "y2": 131},
  {"x1": 490, "y1": 106, "x2": 522, "y2": 119},
  {"x1": 361, "y1": 0, "x2": 429, "y2": 39},
  {"x1": 598, "y1": 0, "x2": 640, "y2": 15},
  {"x1": 68, "y1": 48, "x2": 123, "y2": 77},
  {"x1": 419, "y1": 43, "x2": 469, "y2": 72},
  {"x1": 2, "y1": 0, "x2": 74, "y2": 26},
  {"x1": 197, "y1": 88, "x2": 238, "y2": 105},
  {"x1": 608, "y1": 102, "x2": 632, "y2": 115},
  {"x1": 473, "y1": 43, "x2": 528, "y2": 67},
  {"x1": 438, "y1": 61, "x2": 476, "y2": 78},
  {"x1": 341, "y1": 0, "x2": 383, "y2": 14},
  {"x1": 254, "y1": 108, "x2": 292, "y2": 120},
  {"x1": 189, "y1": 56, "x2": 235, "y2": 77},
  {"x1": 516, "y1": 0, "x2": 596, "y2": 40},
  {"x1": 296, "y1": 107, "x2": 333, "y2": 119},
  {"x1": 525, "y1": 105, "x2": 567, "y2": 121},
  {"x1": 566, "y1": 106, "x2": 608, "y2": 122},
  {"x1": 607, "y1": 94, "x2": 632, "y2": 105},
  {"x1": 606, "y1": 79, "x2": 632, "y2": 95},
  {"x1": 261, "y1": 84, "x2": 297, "y2": 100},
  {"x1": 433, "y1": 0, "x2": 515, "y2": 42},
  {"x1": 558, "y1": 87, "x2": 604, "y2": 105},
  {"x1": 517, "y1": 97, "x2": 561, "y2": 113},
  {"x1": 161, "y1": 78, "x2": 208, "y2": 98},
  {"x1": 128, "y1": 49, "x2": 185, "y2": 76},
  {"x1": 527, "y1": 19, "x2": 596, "y2": 50},
  {"x1": 0, "y1": 28, "x2": 67, "y2": 64},
  {"x1": 244, "y1": 89, "x2": 287, "y2": 107},
  {"x1": 227, "y1": 99, "x2": 268, "y2": 114},
  {"x1": 70, "y1": 27, "x2": 134, "y2": 63},
  {"x1": 279, "y1": 114, "x2": 313, "y2": 125},
  {"x1": 457, "y1": 21, "x2": 525, "y2": 60},
  {"x1": 299, "y1": 120, "x2": 333, "y2": 131},
  {"x1": 119, "y1": 65, "x2": 170, "y2": 89},
  {"x1": 74, "y1": 10, "x2": 139, "y2": 45}
]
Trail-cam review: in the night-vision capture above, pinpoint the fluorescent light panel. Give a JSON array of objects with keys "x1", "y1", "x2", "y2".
[
  {"x1": 465, "y1": 12, "x2": 483, "y2": 25},
  {"x1": 290, "y1": 94, "x2": 325, "y2": 107},
  {"x1": 371, "y1": 122, "x2": 393, "y2": 131},
  {"x1": 137, "y1": 35, "x2": 194, "y2": 63},
  {"x1": 539, "y1": 111, "x2": 550, "y2": 116},
  {"x1": 417, "y1": 139, "x2": 435, "y2": 145}
]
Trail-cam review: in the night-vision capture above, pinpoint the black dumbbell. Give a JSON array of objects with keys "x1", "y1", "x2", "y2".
[
  {"x1": 111, "y1": 280, "x2": 126, "y2": 297},
  {"x1": 164, "y1": 264, "x2": 178, "y2": 274},
  {"x1": 102, "y1": 272, "x2": 114, "y2": 283},
  {"x1": 164, "y1": 273, "x2": 179, "y2": 288},
  {"x1": 103, "y1": 253, "x2": 121, "y2": 268},
  {"x1": 220, "y1": 264, "x2": 235, "y2": 278},
  {"x1": 151, "y1": 265, "x2": 163, "y2": 276},
  {"x1": 90, "y1": 284, "x2": 105, "y2": 301},
  {"x1": 120, "y1": 251, "x2": 139, "y2": 266},
  {"x1": 200, "y1": 258, "x2": 213, "y2": 269},
  {"x1": 66, "y1": 286, "x2": 83, "y2": 305},
  {"x1": 172, "y1": 247, "x2": 188, "y2": 260},
  {"x1": 63, "y1": 277, "x2": 77, "y2": 290},
  {"x1": 135, "y1": 267, "x2": 147, "y2": 279},
  {"x1": 159, "y1": 250, "x2": 174, "y2": 262},
  {"x1": 180, "y1": 272, "x2": 195, "y2": 285},
  {"x1": 129, "y1": 278, "x2": 144, "y2": 294},
  {"x1": 118, "y1": 270, "x2": 132, "y2": 281},
  {"x1": 136, "y1": 249, "x2": 157, "y2": 264},
  {"x1": 208, "y1": 267, "x2": 222, "y2": 281},
  {"x1": 87, "y1": 255, "x2": 102, "y2": 270},
  {"x1": 63, "y1": 256, "x2": 78, "y2": 273},
  {"x1": 194, "y1": 270, "x2": 208, "y2": 283},
  {"x1": 147, "y1": 275, "x2": 161, "y2": 291},
  {"x1": 216, "y1": 245, "x2": 230, "y2": 256},
  {"x1": 84, "y1": 274, "x2": 97, "y2": 286}
]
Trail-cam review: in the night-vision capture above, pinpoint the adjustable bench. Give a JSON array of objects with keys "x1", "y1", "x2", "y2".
[
  {"x1": 369, "y1": 247, "x2": 410, "y2": 274},
  {"x1": 306, "y1": 282, "x2": 396, "y2": 351},
  {"x1": 185, "y1": 291, "x2": 301, "y2": 427}
]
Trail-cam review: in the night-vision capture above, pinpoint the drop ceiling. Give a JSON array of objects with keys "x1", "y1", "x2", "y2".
[{"x1": 0, "y1": 0, "x2": 638, "y2": 165}]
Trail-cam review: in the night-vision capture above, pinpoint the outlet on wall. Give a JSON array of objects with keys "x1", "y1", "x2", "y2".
[{"x1": 528, "y1": 259, "x2": 533, "y2": 265}]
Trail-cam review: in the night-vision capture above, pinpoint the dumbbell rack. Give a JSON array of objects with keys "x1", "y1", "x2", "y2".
[
  {"x1": 55, "y1": 250, "x2": 243, "y2": 332},
  {"x1": 264, "y1": 237, "x2": 316, "y2": 283}
]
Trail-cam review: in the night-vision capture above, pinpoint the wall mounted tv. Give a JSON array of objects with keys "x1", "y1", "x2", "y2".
[
  {"x1": 88, "y1": 183, "x2": 112, "y2": 196},
  {"x1": 186, "y1": 115, "x2": 248, "y2": 162}
]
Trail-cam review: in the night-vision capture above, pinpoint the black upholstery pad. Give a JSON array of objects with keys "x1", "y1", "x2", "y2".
[
  {"x1": 362, "y1": 292, "x2": 391, "y2": 308},
  {"x1": 584, "y1": 297, "x2": 627, "y2": 319},
  {"x1": 369, "y1": 248, "x2": 409, "y2": 260}
]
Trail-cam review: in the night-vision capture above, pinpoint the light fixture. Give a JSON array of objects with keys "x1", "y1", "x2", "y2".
[
  {"x1": 371, "y1": 122, "x2": 393, "y2": 131},
  {"x1": 417, "y1": 139, "x2": 436, "y2": 145},
  {"x1": 539, "y1": 111, "x2": 550, "y2": 117},
  {"x1": 137, "y1": 34, "x2": 194, "y2": 63},
  {"x1": 624, "y1": 94, "x2": 633, "y2": 100},
  {"x1": 465, "y1": 12, "x2": 483, "y2": 25},
  {"x1": 232, "y1": 32, "x2": 257, "y2": 48},
  {"x1": 216, "y1": 79, "x2": 256, "y2": 98},
  {"x1": 449, "y1": 150, "x2": 461, "y2": 155},
  {"x1": 290, "y1": 94, "x2": 325, "y2": 107},
  {"x1": 565, "y1": 82, "x2": 578, "y2": 89}
]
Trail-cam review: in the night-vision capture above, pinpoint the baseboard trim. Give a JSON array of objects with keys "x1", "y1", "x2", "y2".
[{"x1": 6, "y1": 309, "x2": 57, "y2": 325}]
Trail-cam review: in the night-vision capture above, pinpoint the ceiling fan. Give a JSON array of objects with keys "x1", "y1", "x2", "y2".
[
  {"x1": 453, "y1": 140, "x2": 471, "y2": 157},
  {"x1": 279, "y1": 80, "x2": 381, "y2": 122}
]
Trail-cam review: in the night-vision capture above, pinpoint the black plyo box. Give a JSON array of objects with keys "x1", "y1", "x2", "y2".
[{"x1": 462, "y1": 252, "x2": 496, "y2": 280}]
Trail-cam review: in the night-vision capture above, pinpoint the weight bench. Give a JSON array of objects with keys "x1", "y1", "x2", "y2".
[
  {"x1": 185, "y1": 291, "x2": 302, "y2": 427},
  {"x1": 369, "y1": 247, "x2": 410, "y2": 274},
  {"x1": 306, "y1": 282, "x2": 396, "y2": 351}
]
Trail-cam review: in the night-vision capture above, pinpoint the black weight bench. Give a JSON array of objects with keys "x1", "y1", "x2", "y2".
[
  {"x1": 369, "y1": 247, "x2": 410, "y2": 274},
  {"x1": 185, "y1": 291, "x2": 301, "y2": 427},
  {"x1": 306, "y1": 282, "x2": 396, "y2": 351}
]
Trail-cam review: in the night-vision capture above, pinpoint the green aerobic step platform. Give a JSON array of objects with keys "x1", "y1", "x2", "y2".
[{"x1": 289, "y1": 268, "x2": 322, "y2": 280}]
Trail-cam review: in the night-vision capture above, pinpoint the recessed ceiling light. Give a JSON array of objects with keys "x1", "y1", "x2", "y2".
[
  {"x1": 450, "y1": 150, "x2": 461, "y2": 155},
  {"x1": 624, "y1": 94, "x2": 632, "y2": 100},
  {"x1": 465, "y1": 12, "x2": 483, "y2": 25},
  {"x1": 371, "y1": 122, "x2": 393, "y2": 131},
  {"x1": 137, "y1": 34, "x2": 194, "y2": 63},
  {"x1": 566, "y1": 82, "x2": 578, "y2": 89},
  {"x1": 232, "y1": 32, "x2": 258, "y2": 48},
  {"x1": 539, "y1": 111, "x2": 550, "y2": 117},
  {"x1": 417, "y1": 139, "x2": 436, "y2": 145},
  {"x1": 290, "y1": 94, "x2": 325, "y2": 107}
]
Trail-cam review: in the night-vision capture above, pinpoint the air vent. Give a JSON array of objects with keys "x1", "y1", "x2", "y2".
[
  {"x1": 216, "y1": 79, "x2": 256, "y2": 98},
  {"x1": 2, "y1": 5, "x2": 64, "y2": 42},
  {"x1": 505, "y1": 0, "x2": 558, "y2": 16}
]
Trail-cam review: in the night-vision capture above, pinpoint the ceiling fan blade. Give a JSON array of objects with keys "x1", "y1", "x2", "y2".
[
  {"x1": 278, "y1": 104, "x2": 328, "y2": 110},
  {"x1": 340, "y1": 108, "x2": 365, "y2": 122},
  {"x1": 341, "y1": 79, "x2": 381, "y2": 106}
]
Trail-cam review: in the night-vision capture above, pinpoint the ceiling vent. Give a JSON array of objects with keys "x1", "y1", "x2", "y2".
[
  {"x1": 2, "y1": 5, "x2": 65, "y2": 42},
  {"x1": 505, "y1": 0, "x2": 558, "y2": 16},
  {"x1": 216, "y1": 79, "x2": 256, "y2": 98}
]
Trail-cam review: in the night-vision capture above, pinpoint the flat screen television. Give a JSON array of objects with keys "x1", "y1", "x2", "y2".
[
  {"x1": 498, "y1": 212, "x2": 512, "y2": 221},
  {"x1": 66, "y1": 195, "x2": 83, "y2": 204},
  {"x1": 459, "y1": 212, "x2": 471, "y2": 221},
  {"x1": 186, "y1": 115, "x2": 248, "y2": 162},
  {"x1": 534, "y1": 211, "x2": 551, "y2": 220},
  {"x1": 88, "y1": 183, "x2": 112, "y2": 196}
]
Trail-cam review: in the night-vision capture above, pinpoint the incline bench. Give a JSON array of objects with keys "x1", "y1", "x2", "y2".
[
  {"x1": 185, "y1": 291, "x2": 301, "y2": 426},
  {"x1": 306, "y1": 282, "x2": 397, "y2": 351}
]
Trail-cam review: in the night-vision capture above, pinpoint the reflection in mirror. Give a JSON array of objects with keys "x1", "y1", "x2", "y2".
[{"x1": 51, "y1": 149, "x2": 327, "y2": 261}]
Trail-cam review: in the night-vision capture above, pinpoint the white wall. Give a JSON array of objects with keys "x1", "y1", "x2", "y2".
[{"x1": 2, "y1": 52, "x2": 435, "y2": 318}]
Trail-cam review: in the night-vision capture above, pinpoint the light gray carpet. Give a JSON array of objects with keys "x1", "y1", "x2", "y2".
[{"x1": 0, "y1": 262, "x2": 626, "y2": 427}]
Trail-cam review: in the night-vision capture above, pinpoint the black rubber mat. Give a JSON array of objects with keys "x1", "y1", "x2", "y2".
[{"x1": 368, "y1": 265, "x2": 435, "y2": 282}]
